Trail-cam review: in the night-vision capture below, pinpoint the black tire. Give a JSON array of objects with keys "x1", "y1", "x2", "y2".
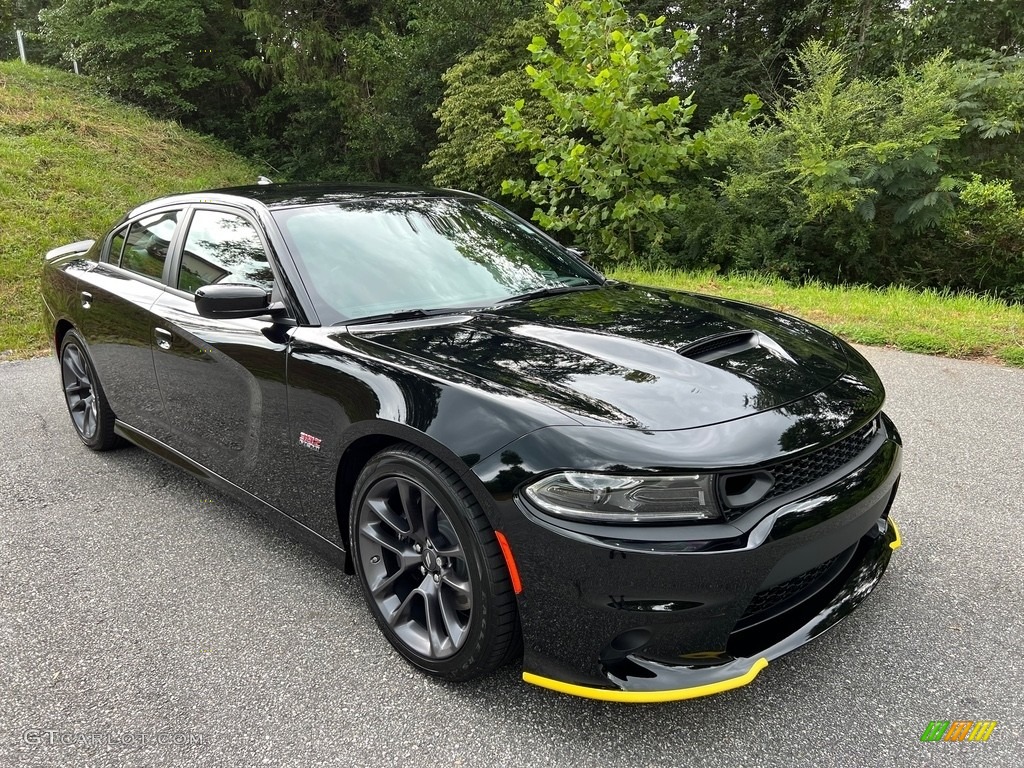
[
  {"x1": 59, "y1": 330, "x2": 120, "y2": 451},
  {"x1": 350, "y1": 444, "x2": 520, "y2": 680}
]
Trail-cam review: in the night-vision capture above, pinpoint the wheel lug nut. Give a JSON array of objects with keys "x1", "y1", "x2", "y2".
[
  {"x1": 433, "y1": 573, "x2": 440, "y2": 583},
  {"x1": 420, "y1": 566, "x2": 426, "y2": 575},
  {"x1": 413, "y1": 543, "x2": 421, "y2": 553}
]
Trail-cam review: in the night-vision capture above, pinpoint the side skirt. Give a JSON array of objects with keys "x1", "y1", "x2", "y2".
[{"x1": 113, "y1": 420, "x2": 349, "y2": 570}]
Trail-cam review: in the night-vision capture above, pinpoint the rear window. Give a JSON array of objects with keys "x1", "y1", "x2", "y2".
[
  {"x1": 106, "y1": 229, "x2": 126, "y2": 265},
  {"x1": 120, "y1": 210, "x2": 181, "y2": 279}
]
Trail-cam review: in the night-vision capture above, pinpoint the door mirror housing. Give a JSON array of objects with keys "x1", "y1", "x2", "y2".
[{"x1": 195, "y1": 283, "x2": 289, "y2": 322}]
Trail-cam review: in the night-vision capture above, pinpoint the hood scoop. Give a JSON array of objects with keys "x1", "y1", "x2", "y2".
[{"x1": 677, "y1": 330, "x2": 760, "y2": 363}]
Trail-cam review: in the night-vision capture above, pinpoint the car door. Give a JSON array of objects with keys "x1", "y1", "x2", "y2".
[
  {"x1": 149, "y1": 206, "x2": 295, "y2": 510},
  {"x1": 75, "y1": 208, "x2": 184, "y2": 432}
]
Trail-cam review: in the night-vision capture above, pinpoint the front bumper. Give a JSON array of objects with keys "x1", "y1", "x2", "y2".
[
  {"x1": 524, "y1": 517, "x2": 900, "y2": 702},
  {"x1": 494, "y1": 417, "x2": 903, "y2": 701}
]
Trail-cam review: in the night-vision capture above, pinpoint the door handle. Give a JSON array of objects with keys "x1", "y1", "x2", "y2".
[
  {"x1": 80, "y1": 291, "x2": 92, "y2": 309},
  {"x1": 154, "y1": 327, "x2": 173, "y2": 351}
]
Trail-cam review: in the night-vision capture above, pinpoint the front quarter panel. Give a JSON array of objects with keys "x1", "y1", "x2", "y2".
[{"x1": 283, "y1": 328, "x2": 579, "y2": 541}]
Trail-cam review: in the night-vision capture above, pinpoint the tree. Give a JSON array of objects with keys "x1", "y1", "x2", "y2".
[
  {"x1": 242, "y1": 0, "x2": 537, "y2": 181},
  {"x1": 390, "y1": 0, "x2": 541, "y2": 181},
  {"x1": 621, "y1": 1, "x2": 904, "y2": 122},
  {"x1": 0, "y1": 1, "x2": 14, "y2": 59},
  {"x1": 426, "y1": 15, "x2": 546, "y2": 200},
  {"x1": 39, "y1": 0, "x2": 252, "y2": 119},
  {"x1": 2, "y1": 0, "x2": 60, "y2": 63},
  {"x1": 888, "y1": 0, "x2": 1023, "y2": 65},
  {"x1": 501, "y1": 0, "x2": 701, "y2": 260}
]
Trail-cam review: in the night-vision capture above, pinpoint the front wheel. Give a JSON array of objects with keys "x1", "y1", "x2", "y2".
[
  {"x1": 59, "y1": 330, "x2": 119, "y2": 450},
  {"x1": 350, "y1": 444, "x2": 519, "y2": 680}
]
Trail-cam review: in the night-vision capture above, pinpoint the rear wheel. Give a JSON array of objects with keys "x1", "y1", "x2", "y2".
[
  {"x1": 350, "y1": 444, "x2": 519, "y2": 680},
  {"x1": 59, "y1": 330, "x2": 119, "y2": 450}
]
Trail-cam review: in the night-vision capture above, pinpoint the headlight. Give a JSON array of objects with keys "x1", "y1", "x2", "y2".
[{"x1": 523, "y1": 472, "x2": 720, "y2": 523}]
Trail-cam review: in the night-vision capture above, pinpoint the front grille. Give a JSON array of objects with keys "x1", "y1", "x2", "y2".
[
  {"x1": 737, "y1": 547, "x2": 852, "y2": 626},
  {"x1": 764, "y1": 420, "x2": 878, "y2": 501},
  {"x1": 721, "y1": 418, "x2": 879, "y2": 519}
]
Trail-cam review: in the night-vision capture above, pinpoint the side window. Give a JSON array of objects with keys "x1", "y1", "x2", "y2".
[
  {"x1": 177, "y1": 210, "x2": 273, "y2": 294},
  {"x1": 121, "y1": 210, "x2": 181, "y2": 279},
  {"x1": 106, "y1": 228, "x2": 127, "y2": 265}
]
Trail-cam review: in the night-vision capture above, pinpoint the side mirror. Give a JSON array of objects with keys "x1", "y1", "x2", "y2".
[
  {"x1": 567, "y1": 247, "x2": 591, "y2": 263},
  {"x1": 195, "y1": 283, "x2": 277, "y2": 320}
]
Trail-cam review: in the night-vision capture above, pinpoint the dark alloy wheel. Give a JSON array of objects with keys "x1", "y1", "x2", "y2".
[
  {"x1": 59, "y1": 330, "x2": 119, "y2": 450},
  {"x1": 350, "y1": 445, "x2": 519, "y2": 680}
]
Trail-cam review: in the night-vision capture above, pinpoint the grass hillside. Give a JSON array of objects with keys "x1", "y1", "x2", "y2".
[{"x1": 0, "y1": 62, "x2": 259, "y2": 356}]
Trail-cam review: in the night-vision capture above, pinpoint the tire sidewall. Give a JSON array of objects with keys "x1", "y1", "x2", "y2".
[
  {"x1": 59, "y1": 330, "x2": 114, "y2": 450},
  {"x1": 350, "y1": 450, "x2": 499, "y2": 679}
]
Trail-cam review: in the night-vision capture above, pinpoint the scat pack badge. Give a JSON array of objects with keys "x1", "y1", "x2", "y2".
[{"x1": 299, "y1": 432, "x2": 322, "y2": 451}]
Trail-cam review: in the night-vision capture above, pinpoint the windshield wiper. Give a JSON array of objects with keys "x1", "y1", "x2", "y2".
[
  {"x1": 342, "y1": 307, "x2": 476, "y2": 326},
  {"x1": 498, "y1": 283, "x2": 601, "y2": 304}
]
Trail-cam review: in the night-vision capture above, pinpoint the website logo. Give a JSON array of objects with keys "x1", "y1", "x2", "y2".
[{"x1": 920, "y1": 720, "x2": 996, "y2": 742}]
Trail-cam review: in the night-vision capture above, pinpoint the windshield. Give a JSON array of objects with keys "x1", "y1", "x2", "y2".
[{"x1": 272, "y1": 197, "x2": 600, "y2": 324}]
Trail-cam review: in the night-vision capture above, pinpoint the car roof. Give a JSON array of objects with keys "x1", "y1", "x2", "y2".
[{"x1": 124, "y1": 182, "x2": 480, "y2": 219}]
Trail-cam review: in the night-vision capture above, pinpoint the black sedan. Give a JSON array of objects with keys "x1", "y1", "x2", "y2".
[{"x1": 40, "y1": 184, "x2": 902, "y2": 702}]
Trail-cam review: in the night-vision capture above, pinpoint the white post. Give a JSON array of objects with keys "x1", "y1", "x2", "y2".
[
  {"x1": 16, "y1": 28, "x2": 27, "y2": 64},
  {"x1": 72, "y1": 59, "x2": 79, "y2": 75}
]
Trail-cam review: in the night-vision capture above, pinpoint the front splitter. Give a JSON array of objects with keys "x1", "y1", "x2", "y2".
[{"x1": 522, "y1": 516, "x2": 901, "y2": 703}]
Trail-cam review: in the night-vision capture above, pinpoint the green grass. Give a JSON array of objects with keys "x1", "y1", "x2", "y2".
[
  {"x1": 610, "y1": 267, "x2": 1024, "y2": 368},
  {"x1": 0, "y1": 62, "x2": 260, "y2": 357}
]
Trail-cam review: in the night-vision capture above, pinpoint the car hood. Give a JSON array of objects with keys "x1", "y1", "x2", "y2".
[{"x1": 347, "y1": 283, "x2": 852, "y2": 430}]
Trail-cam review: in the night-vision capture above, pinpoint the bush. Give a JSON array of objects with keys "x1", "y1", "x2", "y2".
[
  {"x1": 671, "y1": 44, "x2": 1024, "y2": 298},
  {"x1": 940, "y1": 176, "x2": 1024, "y2": 300}
]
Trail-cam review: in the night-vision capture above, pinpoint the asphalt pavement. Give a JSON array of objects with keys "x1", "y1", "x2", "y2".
[{"x1": 1, "y1": 348, "x2": 1022, "y2": 767}]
